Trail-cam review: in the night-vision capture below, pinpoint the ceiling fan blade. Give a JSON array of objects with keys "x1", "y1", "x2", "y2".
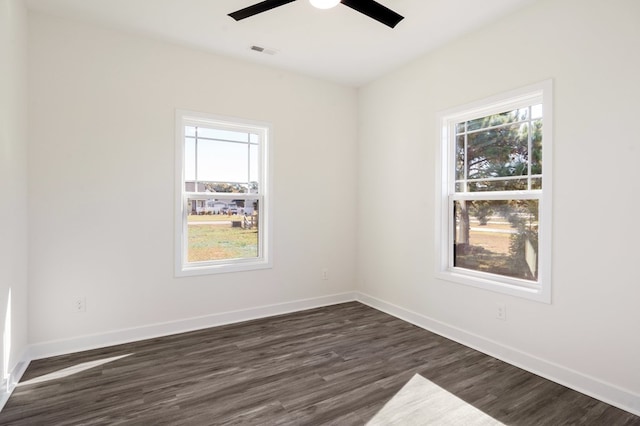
[
  {"x1": 228, "y1": 0, "x2": 297, "y2": 21},
  {"x1": 341, "y1": 0, "x2": 404, "y2": 28}
]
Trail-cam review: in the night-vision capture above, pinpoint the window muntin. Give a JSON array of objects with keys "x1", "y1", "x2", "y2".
[
  {"x1": 175, "y1": 111, "x2": 271, "y2": 276},
  {"x1": 454, "y1": 105, "x2": 542, "y2": 193},
  {"x1": 438, "y1": 81, "x2": 552, "y2": 302}
]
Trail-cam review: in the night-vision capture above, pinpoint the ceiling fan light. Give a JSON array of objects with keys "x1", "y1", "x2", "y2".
[{"x1": 309, "y1": 0, "x2": 340, "y2": 10}]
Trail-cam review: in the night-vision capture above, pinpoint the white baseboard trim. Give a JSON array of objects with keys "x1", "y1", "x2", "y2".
[
  {"x1": 355, "y1": 292, "x2": 640, "y2": 417},
  {"x1": 10, "y1": 291, "x2": 640, "y2": 418},
  {"x1": 0, "y1": 349, "x2": 30, "y2": 412},
  {"x1": 29, "y1": 292, "x2": 357, "y2": 361}
]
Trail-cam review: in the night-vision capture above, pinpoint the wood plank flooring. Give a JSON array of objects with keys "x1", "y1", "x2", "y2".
[{"x1": 1, "y1": 302, "x2": 638, "y2": 425}]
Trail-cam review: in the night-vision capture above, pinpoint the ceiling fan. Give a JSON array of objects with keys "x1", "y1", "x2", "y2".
[{"x1": 228, "y1": 0, "x2": 404, "y2": 29}]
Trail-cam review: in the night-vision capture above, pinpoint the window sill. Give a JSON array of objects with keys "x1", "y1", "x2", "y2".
[
  {"x1": 176, "y1": 259, "x2": 272, "y2": 277},
  {"x1": 436, "y1": 269, "x2": 550, "y2": 303}
]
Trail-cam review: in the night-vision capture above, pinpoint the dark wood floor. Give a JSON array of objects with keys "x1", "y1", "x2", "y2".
[{"x1": 1, "y1": 302, "x2": 638, "y2": 425}]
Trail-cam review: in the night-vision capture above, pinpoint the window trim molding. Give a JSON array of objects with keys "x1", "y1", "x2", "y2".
[
  {"x1": 174, "y1": 109, "x2": 273, "y2": 277},
  {"x1": 435, "y1": 80, "x2": 553, "y2": 303}
]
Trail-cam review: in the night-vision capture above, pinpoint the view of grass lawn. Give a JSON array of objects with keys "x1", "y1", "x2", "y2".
[
  {"x1": 456, "y1": 219, "x2": 535, "y2": 280},
  {"x1": 187, "y1": 214, "x2": 243, "y2": 222},
  {"x1": 187, "y1": 215, "x2": 258, "y2": 262},
  {"x1": 468, "y1": 228, "x2": 511, "y2": 254}
]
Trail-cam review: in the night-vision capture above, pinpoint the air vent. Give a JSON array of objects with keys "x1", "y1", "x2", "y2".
[{"x1": 250, "y1": 45, "x2": 278, "y2": 55}]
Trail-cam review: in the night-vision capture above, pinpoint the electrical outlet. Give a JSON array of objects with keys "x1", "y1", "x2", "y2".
[
  {"x1": 496, "y1": 303, "x2": 506, "y2": 321},
  {"x1": 321, "y1": 268, "x2": 329, "y2": 280},
  {"x1": 73, "y1": 296, "x2": 86, "y2": 313}
]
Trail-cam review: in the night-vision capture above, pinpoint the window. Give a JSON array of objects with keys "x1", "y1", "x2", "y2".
[
  {"x1": 436, "y1": 81, "x2": 552, "y2": 302},
  {"x1": 175, "y1": 110, "x2": 271, "y2": 276}
]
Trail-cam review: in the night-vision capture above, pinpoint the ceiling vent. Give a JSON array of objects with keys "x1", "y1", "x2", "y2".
[{"x1": 250, "y1": 45, "x2": 278, "y2": 55}]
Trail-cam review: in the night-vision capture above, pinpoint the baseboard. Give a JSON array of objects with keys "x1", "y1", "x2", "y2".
[
  {"x1": 355, "y1": 292, "x2": 640, "y2": 417},
  {"x1": 29, "y1": 292, "x2": 357, "y2": 360},
  {"x1": 0, "y1": 349, "x2": 30, "y2": 412},
  {"x1": 13, "y1": 291, "x2": 640, "y2": 418}
]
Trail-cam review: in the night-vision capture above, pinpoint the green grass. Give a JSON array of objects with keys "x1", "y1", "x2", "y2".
[
  {"x1": 188, "y1": 223, "x2": 258, "y2": 262},
  {"x1": 188, "y1": 214, "x2": 244, "y2": 223}
]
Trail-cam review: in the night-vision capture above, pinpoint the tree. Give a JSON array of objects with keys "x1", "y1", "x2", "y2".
[
  {"x1": 454, "y1": 108, "x2": 542, "y2": 278},
  {"x1": 470, "y1": 200, "x2": 494, "y2": 225},
  {"x1": 204, "y1": 182, "x2": 246, "y2": 193}
]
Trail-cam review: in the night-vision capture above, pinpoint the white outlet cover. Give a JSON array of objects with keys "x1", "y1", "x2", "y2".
[
  {"x1": 73, "y1": 297, "x2": 86, "y2": 313},
  {"x1": 496, "y1": 304, "x2": 506, "y2": 320}
]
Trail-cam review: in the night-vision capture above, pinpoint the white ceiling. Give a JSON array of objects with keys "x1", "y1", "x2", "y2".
[{"x1": 26, "y1": 0, "x2": 537, "y2": 87}]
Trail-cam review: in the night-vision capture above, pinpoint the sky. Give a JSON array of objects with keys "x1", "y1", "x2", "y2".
[{"x1": 184, "y1": 126, "x2": 259, "y2": 184}]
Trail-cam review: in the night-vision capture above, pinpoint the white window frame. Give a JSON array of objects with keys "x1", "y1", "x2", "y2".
[
  {"x1": 435, "y1": 80, "x2": 552, "y2": 303},
  {"x1": 175, "y1": 110, "x2": 272, "y2": 277}
]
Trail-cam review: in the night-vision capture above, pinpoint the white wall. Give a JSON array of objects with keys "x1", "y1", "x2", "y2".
[
  {"x1": 358, "y1": 0, "x2": 639, "y2": 404},
  {"x1": 27, "y1": 12, "x2": 357, "y2": 347},
  {"x1": 0, "y1": 0, "x2": 29, "y2": 392},
  {"x1": 19, "y1": 0, "x2": 640, "y2": 415}
]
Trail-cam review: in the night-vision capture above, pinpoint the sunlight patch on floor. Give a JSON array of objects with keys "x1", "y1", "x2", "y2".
[
  {"x1": 18, "y1": 354, "x2": 132, "y2": 386},
  {"x1": 368, "y1": 374, "x2": 504, "y2": 425}
]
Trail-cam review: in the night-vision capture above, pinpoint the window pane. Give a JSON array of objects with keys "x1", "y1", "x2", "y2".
[
  {"x1": 466, "y1": 108, "x2": 529, "y2": 132},
  {"x1": 197, "y1": 127, "x2": 249, "y2": 142},
  {"x1": 455, "y1": 135, "x2": 465, "y2": 181},
  {"x1": 198, "y1": 181, "x2": 247, "y2": 193},
  {"x1": 531, "y1": 104, "x2": 543, "y2": 119},
  {"x1": 188, "y1": 198, "x2": 229, "y2": 215},
  {"x1": 197, "y1": 140, "x2": 249, "y2": 183},
  {"x1": 187, "y1": 197, "x2": 259, "y2": 262},
  {"x1": 531, "y1": 177, "x2": 542, "y2": 190},
  {"x1": 466, "y1": 123, "x2": 529, "y2": 181},
  {"x1": 453, "y1": 199, "x2": 539, "y2": 281},
  {"x1": 531, "y1": 119, "x2": 543, "y2": 176},
  {"x1": 185, "y1": 126, "x2": 196, "y2": 137},
  {"x1": 249, "y1": 144, "x2": 259, "y2": 191},
  {"x1": 185, "y1": 137, "x2": 196, "y2": 181},
  {"x1": 468, "y1": 178, "x2": 529, "y2": 192}
]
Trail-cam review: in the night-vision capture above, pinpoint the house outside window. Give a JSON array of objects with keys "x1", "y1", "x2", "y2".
[
  {"x1": 436, "y1": 81, "x2": 552, "y2": 303},
  {"x1": 175, "y1": 110, "x2": 271, "y2": 276}
]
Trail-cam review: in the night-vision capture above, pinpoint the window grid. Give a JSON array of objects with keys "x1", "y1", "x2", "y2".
[
  {"x1": 453, "y1": 106, "x2": 540, "y2": 194},
  {"x1": 436, "y1": 81, "x2": 552, "y2": 303},
  {"x1": 175, "y1": 110, "x2": 271, "y2": 277},
  {"x1": 187, "y1": 127, "x2": 259, "y2": 195}
]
